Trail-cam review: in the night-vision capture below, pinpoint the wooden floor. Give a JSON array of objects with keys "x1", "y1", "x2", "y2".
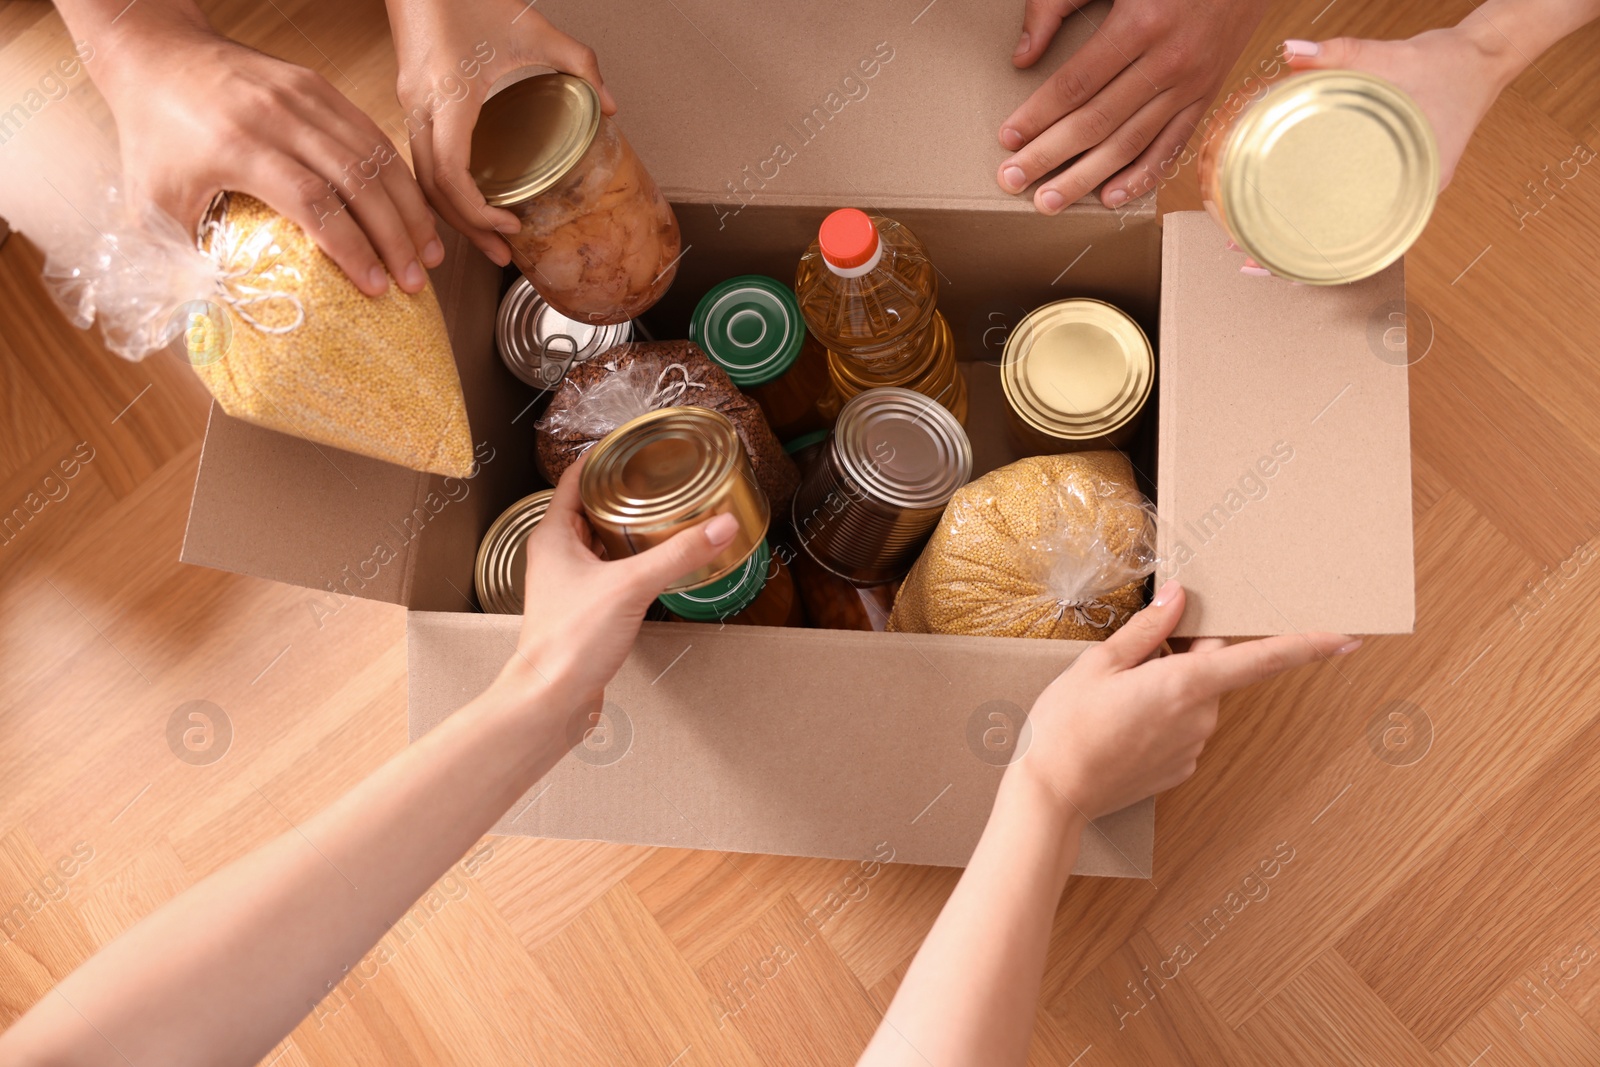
[{"x1": 4, "y1": 0, "x2": 1600, "y2": 1063}]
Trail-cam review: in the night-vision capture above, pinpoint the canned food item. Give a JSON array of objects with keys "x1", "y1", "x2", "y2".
[
  {"x1": 475, "y1": 490, "x2": 556, "y2": 614},
  {"x1": 1001, "y1": 299, "x2": 1153, "y2": 453},
  {"x1": 580, "y1": 407, "x2": 769, "y2": 592},
  {"x1": 690, "y1": 275, "x2": 833, "y2": 440},
  {"x1": 496, "y1": 277, "x2": 632, "y2": 392},
  {"x1": 1198, "y1": 70, "x2": 1438, "y2": 284},
  {"x1": 792, "y1": 387, "x2": 972, "y2": 585},
  {"x1": 826, "y1": 312, "x2": 968, "y2": 424},
  {"x1": 470, "y1": 73, "x2": 682, "y2": 324},
  {"x1": 659, "y1": 538, "x2": 804, "y2": 627}
]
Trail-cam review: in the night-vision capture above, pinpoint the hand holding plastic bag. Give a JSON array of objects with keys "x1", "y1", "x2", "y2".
[{"x1": 42, "y1": 187, "x2": 474, "y2": 477}]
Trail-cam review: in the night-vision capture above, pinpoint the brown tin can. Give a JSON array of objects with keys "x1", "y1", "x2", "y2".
[
  {"x1": 1000, "y1": 298, "x2": 1153, "y2": 454},
  {"x1": 579, "y1": 407, "x2": 769, "y2": 592},
  {"x1": 792, "y1": 386, "x2": 972, "y2": 585},
  {"x1": 475, "y1": 490, "x2": 556, "y2": 614}
]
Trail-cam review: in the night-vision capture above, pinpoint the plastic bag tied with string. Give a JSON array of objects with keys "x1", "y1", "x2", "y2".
[
  {"x1": 41, "y1": 188, "x2": 474, "y2": 477},
  {"x1": 888, "y1": 452, "x2": 1158, "y2": 641},
  {"x1": 536, "y1": 340, "x2": 800, "y2": 509}
]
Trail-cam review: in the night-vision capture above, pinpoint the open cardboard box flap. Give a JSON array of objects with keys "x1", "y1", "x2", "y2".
[
  {"x1": 1156, "y1": 214, "x2": 1414, "y2": 636},
  {"x1": 180, "y1": 0, "x2": 1413, "y2": 874}
]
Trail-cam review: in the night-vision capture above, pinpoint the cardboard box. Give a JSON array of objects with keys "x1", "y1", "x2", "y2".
[{"x1": 180, "y1": 0, "x2": 1412, "y2": 877}]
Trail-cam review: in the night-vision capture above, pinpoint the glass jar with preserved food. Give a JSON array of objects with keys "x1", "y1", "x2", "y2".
[
  {"x1": 1197, "y1": 70, "x2": 1437, "y2": 284},
  {"x1": 781, "y1": 537, "x2": 897, "y2": 631},
  {"x1": 690, "y1": 275, "x2": 833, "y2": 441},
  {"x1": 471, "y1": 73, "x2": 682, "y2": 324}
]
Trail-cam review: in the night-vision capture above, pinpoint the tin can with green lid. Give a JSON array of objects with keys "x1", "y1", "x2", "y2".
[
  {"x1": 690, "y1": 275, "x2": 832, "y2": 440},
  {"x1": 659, "y1": 539, "x2": 771, "y2": 621}
]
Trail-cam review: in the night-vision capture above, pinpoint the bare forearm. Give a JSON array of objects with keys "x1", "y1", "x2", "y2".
[
  {"x1": 860, "y1": 772, "x2": 1085, "y2": 1067},
  {"x1": 0, "y1": 663, "x2": 581, "y2": 1067},
  {"x1": 51, "y1": 0, "x2": 208, "y2": 54},
  {"x1": 1462, "y1": 0, "x2": 1600, "y2": 88},
  {"x1": 49, "y1": 0, "x2": 213, "y2": 102}
]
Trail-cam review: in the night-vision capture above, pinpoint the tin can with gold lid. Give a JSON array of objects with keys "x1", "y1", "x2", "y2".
[
  {"x1": 793, "y1": 386, "x2": 972, "y2": 585},
  {"x1": 475, "y1": 490, "x2": 556, "y2": 614},
  {"x1": 470, "y1": 73, "x2": 681, "y2": 324},
  {"x1": 1001, "y1": 298, "x2": 1152, "y2": 454},
  {"x1": 496, "y1": 277, "x2": 632, "y2": 392},
  {"x1": 580, "y1": 407, "x2": 769, "y2": 592},
  {"x1": 1198, "y1": 70, "x2": 1438, "y2": 284}
]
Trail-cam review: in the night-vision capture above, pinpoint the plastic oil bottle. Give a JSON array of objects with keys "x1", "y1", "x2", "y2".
[{"x1": 795, "y1": 209, "x2": 967, "y2": 423}]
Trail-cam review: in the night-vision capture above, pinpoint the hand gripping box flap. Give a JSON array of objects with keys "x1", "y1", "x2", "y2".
[
  {"x1": 1155, "y1": 212, "x2": 1415, "y2": 637},
  {"x1": 409, "y1": 614, "x2": 1154, "y2": 875},
  {"x1": 181, "y1": 226, "x2": 513, "y2": 611},
  {"x1": 535, "y1": 0, "x2": 1116, "y2": 211}
]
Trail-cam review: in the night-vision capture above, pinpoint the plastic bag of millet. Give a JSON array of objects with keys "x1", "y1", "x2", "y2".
[
  {"x1": 888, "y1": 452, "x2": 1157, "y2": 640},
  {"x1": 191, "y1": 194, "x2": 475, "y2": 476},
  {"x1": 43, "y1": 189, "x2": 475, "y2": 477},
  {"x1": 537, "y1": 340, "x2": 800, "y2": 510}
]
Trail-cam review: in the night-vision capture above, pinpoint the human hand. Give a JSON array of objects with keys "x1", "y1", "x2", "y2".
[
  {"x1": 1233, "y1": 30, "x2": 1514, "y2": 276},
  {"x1": 1011, "y1": 580, "x2": 1359, "y2": 820},
  {"x1": 95, "y1": 11, "x2": 441, "y2": 297},
  {"x1": 998, "y1": 0, "x2": 1268, "y2": 213},
  {"x1": 388, "y1": 0, "x2": 617, "y2": 268},
  {"x1": 1280, "y1": 29, "x2": 1517, "y2": 192},
  {"x1": 503, "y1": 458, "x2": 739, "y2": 708}
]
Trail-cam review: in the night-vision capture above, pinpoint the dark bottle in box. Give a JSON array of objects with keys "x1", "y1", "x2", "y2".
[
  {"x1": 690, "y1": 275, "x2": 833, "y2": 441},
  {"x1": 781, "y1": 535, "x2": 897, "y2": 632},
  {"x1": 660, "y1": 539, "x2": 805, "y2": 627}
]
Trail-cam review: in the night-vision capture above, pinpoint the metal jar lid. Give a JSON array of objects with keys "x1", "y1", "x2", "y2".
[
  {"x1": 658, "y1": 538, "x2": 772, "y2": 621},
  {"x1": 496, "y1": 277, "x2": 632, "y2": 391},
  {"x1": 689, "y1": 275, "x2": 805, "y2": 387},
  {"x1": 834, "y1": 387, "x2": 971, "y2": 510},
  {"x1": 470, "y1": 73, "x2": 601, "y2": 208},
  {"x1": 1220, "y1": 70, "x2": 1438, "y2": 284},
  {"x1": 1001, "y1": 299, "x2": 1152, "y2": 442},
  {"x1": 579, "y1": 406, "x2": 770, "y2": 592},
  {"x1": 474, "y1": 489, "x2": 556, "y2": 614}
]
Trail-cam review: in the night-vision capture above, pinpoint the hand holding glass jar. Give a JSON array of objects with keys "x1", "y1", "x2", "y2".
[
  {"x1": 386, "y1": 0, "x2": 619, "y2": 269},
  {"x1": 470, "y1": 73, "x2": 682, "y2": 325}
]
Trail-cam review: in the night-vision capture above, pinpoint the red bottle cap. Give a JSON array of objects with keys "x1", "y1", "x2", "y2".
[{"x1": 818, "y1": 209, "x2": 880, "y2": 270}]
